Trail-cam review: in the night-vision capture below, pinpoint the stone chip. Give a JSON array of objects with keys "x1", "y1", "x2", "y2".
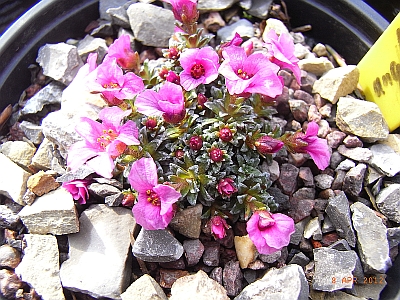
[
  {"x1": 336, "y1": 96, "x2": 389, "y2": 142},
  {"x1": 18, "y1": 187, "x2": 79, "y2": 235}
]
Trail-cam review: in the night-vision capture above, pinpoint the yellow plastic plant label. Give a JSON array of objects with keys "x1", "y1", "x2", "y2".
[{"x1": 357, "y1": 13, "x2": 400, "y2": 132}]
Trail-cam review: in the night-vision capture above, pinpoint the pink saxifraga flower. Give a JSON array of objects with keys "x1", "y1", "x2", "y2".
[
  {"x1": 210, "y1": 215, "x2": 230, "y2": 239},
  {"x1": 283, "y1": 121, "x2": 330, "y2": 170},
  {"x1": 218, "y1": 45, "x2": 283, "y2": 97},
  {"x1": 163, "y1": 0, "x2": 198, "y2": 24},
  {"x1": 247, "y1": 210, "x2": 295, "y2": 255},
  {"x1": 62, "y1": 179, "x2": 90, "y2": 205},
  {"x1": 263, "y1": 29, "x2": 301, "y2": 84},
  {"x1": 87, "y1": 57, "x2": 144, "y2": 105},
  {"x1": 179, "y1": 46, "x2": 220, "y2": 91},
  {"x1": 106, "y1": 35, "x2": 140, "y2": 72},
  {"x1": 218, "y1": 33, "x2": 253, "y2": 57},
  {"x1": 67, "y1": 106, "x2": 140, "y2": 178},
  {"x1": 129, "y1": 157, "x2": 181, "y2": 230},
  {"x1": 217, "y1": 178, "x2": 237, "y2": 198},
  {"x1": 135, "y1": 81, "x2": 186, "y2": 124}
]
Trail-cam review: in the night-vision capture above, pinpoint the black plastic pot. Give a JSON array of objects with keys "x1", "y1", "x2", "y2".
[
  {"x1": 0, "y1": 0, "x2": 99, "y2": 114},
  {"x1": 0, "y1": 0, "x2": 398, "y2": 299}
]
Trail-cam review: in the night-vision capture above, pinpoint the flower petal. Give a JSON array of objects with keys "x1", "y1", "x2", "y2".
[
  {"x1": 261, "y1": 213, "x2": 295, "y2": 249},
  {"x1": 132, "y1": 196, "x2": 165, "y2": 230},
  {"x1": 135, "y1": 90, "x2": 163, "y2": 116},
  {"x1": 99, "y1": 106, "x2": 131, "y2": 129},
  {"x1": 75, "y1": 117, "x2": 104, "y2": 147},
  {"x1": 117, "y1": 120, "x2": 140, "y2": 145},
  {"x1": 128, "y1": 157, "x2": 158, "y2": 193},
  {"x1": 153, "y1": 184, "x2": 181, "y2": 215},
  {"x1": 67, "y1": 141, "x2": 98, "y2": 172},
  {"x1": 86, "y1": 152, "x2": 115, "y2": 178}
]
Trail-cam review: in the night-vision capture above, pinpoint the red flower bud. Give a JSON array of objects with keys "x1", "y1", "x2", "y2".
[
  {"x1": 197, "y1": 93, "x2": 207, "y2": 109},
  {"x1": 159, "y1": 68, "x2": 169, "y2": 80},
  {"x1": 254, "y1": 136, "x2": 284, "y2": 155},
  {"x1": 145, "y1": 118, "x2": 157, "y2": 130},
  {"x1": 175, "y1": 149, "x2": 184, "y2": 159},
  {"x1": 209, "y1": 147, "x2": 224, "y2": 162},
  {"x1": 189, "y1": 135, "x2": 203, "y2": 151},
  {"x1": 168, "y1": 47, "x2": 179, "y2": 59},
  {"x1": 217, "y1": 178, "x2": 237, "y2": 197},
  {"x1": 219, "y1": 127, "x2": 233, "y2": 142},
  {"x1": 122, "y1": 193, "x2": 136, "y2": 207}
]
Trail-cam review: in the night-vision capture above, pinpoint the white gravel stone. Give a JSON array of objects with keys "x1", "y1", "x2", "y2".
[
  {"x1": 18, "y1": 187, "x2": 79, "y2": 235},
  {"x1": 0, "y1": 141, "x2": 36, "y2": 169},
  {"x1": 170, "y1": 270, "x2": 229, "y2": 300},
  {"x1": 15, "y1": 234, "x2": 65, "y2": 300},
  {"x1": 0, "y1": 153, "x2": 31, "y2": 206},
  {"x1": 234, "y1": 264, "x2": 309, "y2": 300},
  {"x1": 351, "y1": 202, "x2": 392, "y2": 273},
  {"x1": 121, "y1": 274, "x2": 167, "y2": 300},
  {"x1": 60, "y1": 205, "x2": 135, "y2": 299},
  {"x1": 37, "y1": 43, "x2": 83, "y2": 85},
  {"x1": 313, "y1": 66, "x2": 359, "y2": 104}
]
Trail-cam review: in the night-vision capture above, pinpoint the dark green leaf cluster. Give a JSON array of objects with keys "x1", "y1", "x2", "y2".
[{"x1": 129, "y1": 78, "x2": 281, "y2": 220}]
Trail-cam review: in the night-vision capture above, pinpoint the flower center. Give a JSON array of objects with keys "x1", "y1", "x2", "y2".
[
  {"x1": 146, "y1": 189, "x2": 160, "y2": 206},
  {"x1": 190, "y1": 63, "x2": 205, "y2": 79},
  {"x1": 237, "y1": 69, "x2": 252, "y2": 80},
  {"x1": 258, "y1": 211, "x2": 275, "y2": 230},
  {"x1": 102, "y1": 82, "x2": 120, "y2": 89},
  {"x1": 96, "y1": 129, "x2": 118, "y2": 149}
]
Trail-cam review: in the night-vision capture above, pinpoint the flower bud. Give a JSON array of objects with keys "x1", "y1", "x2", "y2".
[
  {"x1": 219, "y1": 127, "x2": 233, "y2": 142},
  {"x1": 209, "y1": 147, "x2": 224, "y2": 162},
  {"x1": 254, "y1": 136, "x2": 284, "y2": 155},
  {"x1": 189, "y1": 135, "x2": 203, "y2": 151},
  {"x1": 159, "y1": 68, "x2": 169, "y2": 80},
  {"x1": 217, "y1": 178, "x2": 237, "y2": 197},
  {"x1": 197, "y1": 93, "x2": 207, "y2": 109},
  {"x1": 175, "y1": 149, "x2": 184, "y2": 159},
  {"x1": 168, "y1": 47, "x2": 179, "y2": 59},
  {"x1": 145, "y1": 118, "x2": 157, "y2": 130},
  {"x1": 166, "y1": 71, "x2": 180, "y2": 85},
  {"x1": 122, "y1": 193, "x2": 136, "y2": 207}
]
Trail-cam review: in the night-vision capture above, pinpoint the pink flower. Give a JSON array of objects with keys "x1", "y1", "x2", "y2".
[
  {"x1": 210, "y1": 215, "x2": 230, "y2": 239},
  {"x1": 179, "y1": 47, "x2": 220, "y2": 91},
  {"x1": 217, "y1": 178, "x2": 237, "y2": 198},
  {"x1": 263, "y1": 30, "x2": 301, "y2": 84},
  {"x1": 254, "y1": 136, "x2": 284, "y2": 156},
  {"x1": 247, "y1": 210, "x2": 295, "y2": 255},
  {"x1": 220, "y1": 32, "x2": 243, "y2": 49},
  {"x1": 283, "y1": 121, "x2": 330, "y2": 170},
  {"x1": 62, "y1": 179, "x2": 90, "y2": 205},
  {"x1": 67, "y1": 106, "x2": 140, "y2": 178},
  {"x1": 219, "y1": 33, "x2": 253, "y2": 57},
  {"x1": 135, "y1": 81, "x2": 186, "y2": 124},
  {"x1": 219, "y1": 45, "x2": 283, "y2": 97},
  {"x1": 106, "y1": 35, "x2": 140, "y2": 72},
  {"x1": 163, "y1": 0, "x2": 198, "y2": 24},
  {"x1": 87, "y1": 57, "x2": 144, "y2": 105},
  {"x1": 129, "y1": 157, "x2": 181, "y2": 230}
]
